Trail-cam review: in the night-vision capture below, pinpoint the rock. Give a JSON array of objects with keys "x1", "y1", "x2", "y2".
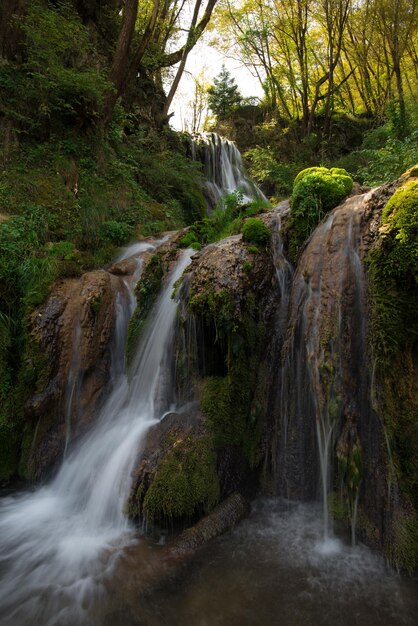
[
  {"x1": 24, "y1": 270, "x2": 119, "y2": 479},
  {"x1": 161, "y1": 492, "x2": 250, "y2": 560},
  {"x1": 108, "y1": 492, "x2": 250, "y2": 609}
]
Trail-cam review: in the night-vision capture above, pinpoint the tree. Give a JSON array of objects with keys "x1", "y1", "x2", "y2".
[{"x1": 207, "y1": 65, "x2": 242, "y2": 116}]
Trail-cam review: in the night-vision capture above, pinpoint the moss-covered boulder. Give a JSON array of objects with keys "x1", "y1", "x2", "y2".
[
  {"x1": 128, "y1": 411, "x2": 220, "y2": 524},
  {"x1": 186, "y1": 219, "x2": 278, "y2": 474},
  {"x1": 287, "y1": 166, "x2": 353, "y2": 261}
]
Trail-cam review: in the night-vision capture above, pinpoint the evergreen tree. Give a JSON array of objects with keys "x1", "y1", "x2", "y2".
[{"x1": 207, "y1": 65, "x2": 242, "y2": 117}]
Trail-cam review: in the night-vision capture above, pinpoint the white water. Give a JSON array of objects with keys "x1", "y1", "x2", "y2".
[
  {"x1": 194, "y1": 132, "x2": 267, "y2": 209},
  {"x1": 0, "y1": 248, "x2": 193, "y2": 625}
]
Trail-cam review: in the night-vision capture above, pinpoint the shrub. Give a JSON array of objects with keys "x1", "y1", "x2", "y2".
[
  {"x1": 100, "y1": 220, "x2": 132, "y2": 246},
  {"x1": 242, "y1": 218, "x2": 271, "y2": 246},
  {"x1": 179, "y1": 230, "x2": 200, "y2": 248},
  {"x1": 245, "y1": 146, "x2": 298, "y2": 197},
  {"x1": 288, "y1": 166, "x2": 353, "y2": 260}
]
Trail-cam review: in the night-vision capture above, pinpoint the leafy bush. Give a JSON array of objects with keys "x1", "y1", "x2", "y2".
[
  {"x1": 179, "y1": 191, "x2": 270, "y2": 249},
  {"x1": 245, "y1": 147, "x2": 298, "y2": 197},
  {"x1": 100, "y1": 220, "x2": 132, "y2": 246},
  {"x1": 288, "y1": 166, "x2": 353, "y2": 260},
  {"x1": 356, "y1": 131, "x2": 418, "y2": 186},
  {"x1": 179, "y1": 230, "x2": 201, "y2": 250},
  {"x1": 242, "y1": 218, "x2": 271, "y2": 247}
]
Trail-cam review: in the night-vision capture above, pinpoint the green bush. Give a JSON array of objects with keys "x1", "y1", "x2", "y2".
[
  {"x1": 242, "y1": 218, "x2": 271, "y2": 246},
  {"x1": 293, "y1": 166, "x2": 329, "y2": 186},
  {"x1": 179, "y1": 230, "x2": 200, "y2": 248},
  {"x1": 100, "y1": 220, "x2": 132, "y2": 246},
  {"x1": 288, "y1": 166, "x2": 353, "y2": 260},
  {"x1": 245, "y1": 146, "x2": 298, "y2": 197}
]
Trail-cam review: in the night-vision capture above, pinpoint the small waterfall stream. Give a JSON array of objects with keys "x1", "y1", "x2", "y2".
[
  {"x1": 192, "y1": 132, "x2": 267, "y2": 209},
  {"x1": 276, "y1": 191, "x2": 376, "y2": 548},
  {"x1": 0, "y1": 247, "x2": 193, "y2": 625}
]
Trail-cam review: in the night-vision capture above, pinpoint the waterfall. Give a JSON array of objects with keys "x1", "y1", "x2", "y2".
[
  {"x1": 192, "y1": 132, "x2": 267, "y2": 210},
  {"x1": 0, "y1": 248, "x2": 193, "y2": 625},
  {"x1": 275, "y1": 192, "x2": 376, "y2": 547}
]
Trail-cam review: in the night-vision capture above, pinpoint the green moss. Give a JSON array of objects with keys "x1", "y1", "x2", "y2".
[
  {"x1": 288, "y1": 166, "x2": 353, "y2": 261},
  {"x1": 142, "y1": 435, "x2": 220, "y2": 522},
  {"x1": 90, "y1": 295, "x2": 102, "y2": 319},
  {"x1": 242, "y1": 218, "x2": 271, "y2": 247},
  {"x1": 0, "y1": 413, "x2": 19, "y2": 481},
  {"x1": 126, "y1": 252, "x2": 165, "y2": 364},
  {"x1": 366, "y1": 176, "x2": 418, "y2": 357},
  {"x1": 390, "y1": 512, "x2": 418, "y2": 574},
  {"x1": 198, "y1": 305, "x2": 265, "y2": 464},
  {"x1": 189, "y1": 287, "x2": 236, "y2": 337}
]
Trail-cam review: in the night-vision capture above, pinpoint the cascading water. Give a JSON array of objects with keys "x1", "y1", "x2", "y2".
[
  {"x1": 275, "y1": 191, "x2": 377, "y2": 547},
  {"x1": 0, "y1": 246, "x2": 193, "y2": 625},
  {"x1": 192, "y1": 132, "x2": 266, "y2": 209}
]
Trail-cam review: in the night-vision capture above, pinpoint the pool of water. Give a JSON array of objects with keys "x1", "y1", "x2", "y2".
[
  {"x1": 1, "y1": 497, "x2": 417, "y2": 625},
  {"x1": 135, "y1": 498, "x2": 418, "y2": 626}
]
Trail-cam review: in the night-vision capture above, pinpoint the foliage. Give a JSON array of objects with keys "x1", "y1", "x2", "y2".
[
  {"x1": 179, "y1": 190, "x2": 270, "y2": 250},
  {"x1": 242, "y1": 218, "x2": 271, "y2": 247},
  {"x1": 0, "y1": 1, "x2": 109, "y2": 136},
  {"x1": 100, "y1": 220, "x2": 132, "y2": 246},
  {"x1": 142, "y1": 435, "x2": 220, "y2": 521},
  {"x1": 212, "y1": 0, "x2": 418, "y2": 138},
  {"x1": 244, "y1": 146, "x2": 298, "y2": 197},
  {"x1": 356, "y1": 130, "x2": 418, "y2": 186},
  {"x1": 287, "y1": 166, "x2": 353, "y2": 260},
  {"x1": 207, "y1": 65, "x2": 242, "y2": 118}
]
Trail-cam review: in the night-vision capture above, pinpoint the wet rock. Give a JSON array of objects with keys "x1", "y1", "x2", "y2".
[
  {"x1": 160, "y1": 492, "x2": 250, "y2": 560},
  {"x1": 24, "y1": 270, "x2": 119, "y2": 479},
  {"x1": 110, "y1": 492, "x2": 250, "y2": 609}
]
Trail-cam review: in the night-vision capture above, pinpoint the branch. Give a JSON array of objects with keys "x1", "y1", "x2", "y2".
[{"x1": 157, "y1": 0, "x2": 218, "y2": 68}]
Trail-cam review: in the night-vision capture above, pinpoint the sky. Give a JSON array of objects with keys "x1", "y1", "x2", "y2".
[{"x1": 169, "y1": 36, "x2": 264, "y2": 131}]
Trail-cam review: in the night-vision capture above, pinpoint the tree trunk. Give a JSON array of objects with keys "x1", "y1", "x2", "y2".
[{"x1": 102, "y1": 0, "x2": 139, "y2": 127}]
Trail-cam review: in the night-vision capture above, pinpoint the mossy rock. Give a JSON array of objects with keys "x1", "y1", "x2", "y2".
[
  {"x1": 126, "y1": 251, "x2": 165, "y2": 365},
  {"x1": 390, "y1": 511, "x2": 418, "y2": 574},
  {"x1": 287, "y1": 166, "x2": 353, "y2": 261},
  {"x1": 142, "y1": 434, "x2": 220, "y2": 522},
  {"x1": 365, "y1": 171, "x2": 418, "y2": 571},
  {"x1": 242, "y1": 218, "x2": 271, "y2": 247}
]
